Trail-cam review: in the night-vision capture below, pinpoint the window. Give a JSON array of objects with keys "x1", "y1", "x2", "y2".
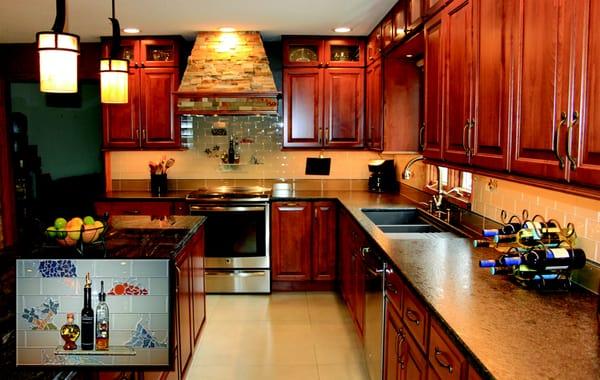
[{"x1": 425, "y1": 165, "x2": 472, "y2": 203}]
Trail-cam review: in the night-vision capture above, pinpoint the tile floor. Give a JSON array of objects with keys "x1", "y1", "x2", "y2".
[{"x1": 185, "y1": 292, "x2": 370, "y2": 380}]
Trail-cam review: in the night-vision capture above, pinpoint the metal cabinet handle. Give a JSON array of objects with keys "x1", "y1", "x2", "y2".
[
  {"x1": 386, "y1": 282, "x2": 399, "y2": 295},
  {"x1": 406, "y1": 309, "x2": 420, "y2": 325},
  {"x1": 175, "y1": 266, "x2": 181, "y2": 292},
  {"x1": 468, "y1": 119, "x2": 475, "y2": 158},
  {"x1": 554, "y1": 111, "x2": 567, "y2": 169},
  {"x1": 566, "y1": 111, "x2": 578, "y2": 170},
  {"x1": 418, "y1": 123, "x2": 425, "y2": 151},
  {"x1": 396, "y1": 328, "x2": 406, "y2": 368},
  {"x1": 462, "y1": 120, "x2": 470, "y2": 155},
  {"x1": 361, "y1": 247, "x2": 371, "y2": 257},
  {"x1": 318, "y1": 128, "x2": 322, "y2": 145},
  {"x1": 314, "y1": 207, "x2": 318, "y2": 220},
  {"x1": 324, "y1": 128, "x2": 329, "y2": 145},
  {"x1": 142, "y1": 129, "x2": 147, "y2": 141},
  {"x1": 434, "y1": 347, "x2": 454, "y2": 373}
]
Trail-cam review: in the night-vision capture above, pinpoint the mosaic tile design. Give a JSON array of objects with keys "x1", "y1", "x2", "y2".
[
  {"x1": 108, "y1": 280, "x2": 149, "y2": 296},
  {"x1": 125, "y1": 318, "x2": 167, "y2": 348},
  {"x1": 38, "y1": 260, "x2": 77, "y2": 278},
  {"x1": 21, "y1": 297, "x2": 59, "y2": 330}
]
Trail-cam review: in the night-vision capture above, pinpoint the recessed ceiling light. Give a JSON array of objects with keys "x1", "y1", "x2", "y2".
[
  {"x1": 334, "y1": 27, "x2": 352, "y2": 33},
  {"x1": 123, "y1": 28, "x2": 140, "y2": 34},
  {"x1": 405, "y1": 54, "x2": 414, "y2": 58},
  {"x1": 219, "y1": 27, "x2": 236, "y2": 33}
]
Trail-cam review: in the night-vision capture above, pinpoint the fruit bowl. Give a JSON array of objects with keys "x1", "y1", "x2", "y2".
[{"x1": 45, "y1": 217, "x2": 106, "y2": 247}]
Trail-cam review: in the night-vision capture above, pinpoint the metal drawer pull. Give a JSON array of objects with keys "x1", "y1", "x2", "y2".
[
  {"x1": 386, "y1": 282, "x2": 399, "y2": 295},
  {"x1": 434, "y1": 347, "x2": 454, "y2": 373},
  {"x1": 462, "y1": 120, "x2": 470, "y2": 155},
  {"x1": 396, "y1": 329, "x2": 406, "y2": 368},
  {"x1": 566, "y1": 111, "x2": 578, "y2": 170},
  {"x1": 553, "y1": 111, "x2": 567, "y2": 169},
  {"x1": 406, "y1": 309, "x2": 420, "y2": 325},
  {"x1": 206, "y1": 271, "x2": 266, "y2": 277}
]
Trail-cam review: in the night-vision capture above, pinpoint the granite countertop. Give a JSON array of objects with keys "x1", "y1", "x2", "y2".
[{"x1": 100, "y1": 191, "x2": 189, "y2": 200}]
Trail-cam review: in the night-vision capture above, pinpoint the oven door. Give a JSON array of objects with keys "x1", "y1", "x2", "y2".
[{"x1": 189, "y1": 203, "x2": 269, "y2": 269}]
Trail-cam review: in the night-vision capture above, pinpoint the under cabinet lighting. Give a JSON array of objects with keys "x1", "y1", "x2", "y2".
[{"x1": 219, "y1": 27, "x2": 236, "y2": 33}]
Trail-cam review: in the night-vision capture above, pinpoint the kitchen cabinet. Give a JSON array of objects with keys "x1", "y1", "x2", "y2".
[
  {"x1": 407, "y1": 0, "x2": 425, "y2": 32},
  {"x1": 367, "y1": 26, "x2": 383, "y2": 64},
  {"x1": 271, "y1": 201, "x2": 337, "y2": 283},
  {"x1": 423, "y1": 12, "x2": 444, "y2": 159},
  {"x1": 393, "y1": 0, "x2": 425, "y2": 43},
  {"x1": 175, "y1": 252, "x2": 193, "y2": 378},
  {"x1": 94, "y1": 201, "x2": 174, "y2": 217},
  {"x1": 283, "y1": 37, "x2": 365, "y2": 148},
  {"x1": 392, "y1": 2, "x2": 408, "y2": 43},
  {"x1": 428, "y1": 319, "x2": 467, "y2": 379},
  {"x1": 101, "y1": 37, "x2": 180, "y2": 150},
  {"x1": 382, "y1": 16, "x2": 395, "y2": 51},
  {"x1": 366, "y1": 59, "x2": 383, "y2": 151},
  {"x1": 426, "y1": 0, "x2": 449, "y2": 17},
  {"x1": 190, "y1": 227, "x2": 206, "y2": 344}
]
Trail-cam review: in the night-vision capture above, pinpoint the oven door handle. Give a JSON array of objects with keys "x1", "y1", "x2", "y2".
[
  {"x1": 206, "y1": 271, "x2": 267, "y2": 277},
  {"x1": 190, "y1": 205, "x2": 265, "y2": 212}
]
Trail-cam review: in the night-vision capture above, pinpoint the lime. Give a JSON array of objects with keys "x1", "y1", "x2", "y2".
[
  {"x1": 46, "y1": 226, "x2": 57, "y2": 238},
  {"x1": 56, "y1": 230, "x2": 67, "y2": 239},
  {"x1": 83, "y1": 216, "x2": 95, "y2": 225},
  {"x1": 54, "y1": 217, "x2": 67, "y2": 230}
]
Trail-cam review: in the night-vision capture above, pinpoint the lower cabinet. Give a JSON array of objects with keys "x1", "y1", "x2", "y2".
[
  {"x1": 94, "y1": 201, "x2": 174, "y2": 217},
  {"x1": 271, "y1": 201, "x2": 337, "y2": 286}
]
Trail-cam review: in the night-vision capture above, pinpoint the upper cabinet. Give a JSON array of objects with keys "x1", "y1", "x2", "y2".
[
  {"x1": 283, "y1": 37, "x2": 365, "y2": 149},
  {"x1": 101, "y1": 37, "x2": 181, "y2": 150},
  {"x1": 367, "y1": 26, "x2": 383, "y2": 64}
]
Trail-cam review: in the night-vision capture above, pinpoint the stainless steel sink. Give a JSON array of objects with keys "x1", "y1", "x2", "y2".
[
  {"x1": 361, "y1": 208, "x2": 427, "y2": 225},
  {"x1": 378, "y1": 224, "x2": 440, "y2": 233},
  {"x1": 361, "y1": 208, "x2": 453, "y2": 238}
]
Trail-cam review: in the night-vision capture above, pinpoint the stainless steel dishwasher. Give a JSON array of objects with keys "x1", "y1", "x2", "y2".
[{"x1": 362, "y1": 246, "x2": 386, "y2": 380}]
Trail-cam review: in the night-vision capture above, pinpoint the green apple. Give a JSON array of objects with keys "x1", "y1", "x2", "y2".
[
  {"x1": 83, "y1": 216, "x2": 95, "y2": 225},
  {"x1": 46, "y1": 226, "x2": 57, "y2": 238},
  {"x1": 54, "y1": 217, "x2": 67, "y2": 230}
]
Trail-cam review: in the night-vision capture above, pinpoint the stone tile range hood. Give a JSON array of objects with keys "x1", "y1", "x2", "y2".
[{"x1": 176, "y1": 31, "x2": 280, "y2": 115}]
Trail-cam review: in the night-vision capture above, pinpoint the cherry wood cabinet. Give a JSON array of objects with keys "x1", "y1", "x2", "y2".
[
  {"x1": 283, "y1": 37, "x2": 365, "y2": 149},
  {"x1": 311, "y1": 201, "x2": 337, "y2": 281},
  {"x1": 94, "y1": 200, "x2": 174, "y2": 217},
  {"x1": 426, "y1": 0, "x2": 449, "y2": 17},
  {"x1": 271, "y1": 201, "x2": 337, "y2": 283},
  {"x1": 382, "y1": 16, "x2": 395, "y2": 51},
  {"x1": 366, "y1": 59, "x2": 383, "y2": 150},
  {"x1": 175, "y1": 252, "x2": 193, "y2": 378},
  {"x1": 190, "y1": 227, "x2": 206, "y2": 344},
  {"x1": 367, "y1": 26, "x2": 383, "y2": 65},
  {"x1": 101, "y1": 37, "x2": 180, "y2": 150},
  {"x1": 428, "y1": 320, "x2": 467, "y2": 380},
  {"x1": 407, "y1": 0, "x2": 425, "y2": 32},
  {"x1": 271, "y1": 201, "x2": 312, "y2": 280},
  {"x1": 393, "y1": 2, "x2": 408, "y2": 43},
  {"x1": 423, "y1": 12, "x2": 444, "y2": 160}
]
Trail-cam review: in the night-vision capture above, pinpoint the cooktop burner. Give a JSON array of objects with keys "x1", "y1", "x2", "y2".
[{"x1": 186, "y1": 185, "x2": 271, "y2": 201}]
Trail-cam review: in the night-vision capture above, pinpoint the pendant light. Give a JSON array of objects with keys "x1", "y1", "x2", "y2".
[
  {"x1": 100, "y1": 0, "x2": 128, "y2": 104},
  {"x1": 36, "y1": 0, "x2": 80, "y2": 93}
]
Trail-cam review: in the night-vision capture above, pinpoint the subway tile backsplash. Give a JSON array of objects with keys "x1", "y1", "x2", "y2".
[{"x1": 16, "y1": 259, "x2": 170, "y2": 366}]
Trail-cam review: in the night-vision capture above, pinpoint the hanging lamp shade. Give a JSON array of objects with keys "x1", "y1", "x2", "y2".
[
  {"x1": 100, "y1": 0, "x2": 128, "y2": 104},
  {"x1": 100, "y1": 58, "x2": 128, "y2": 103},
  {"x1": 36, "y1": 0, "x2": 80, "y2": 93}
]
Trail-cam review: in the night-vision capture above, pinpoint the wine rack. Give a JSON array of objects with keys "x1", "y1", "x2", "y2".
[{"x1": 476, "y1": 209, "x2": 585, "y2": 291}]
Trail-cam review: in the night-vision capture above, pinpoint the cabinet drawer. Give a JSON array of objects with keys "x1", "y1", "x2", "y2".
[
  {"x1": 402, "y1": 286, "x2": 429, "y2": 352},
  {"x1": 385, "y1": 267, "x2": 403, "y2": 313},
  {"x1": 428, "y1": 320, "x2": 466, "y2": 380},
  {"x1": 95, "y1": 201, "x2": 173, "y2": 216}
]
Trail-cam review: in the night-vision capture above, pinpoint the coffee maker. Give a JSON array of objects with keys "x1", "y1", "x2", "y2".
[{"x1": 368, "y1": 159, "x2": 397, "y2": 193}]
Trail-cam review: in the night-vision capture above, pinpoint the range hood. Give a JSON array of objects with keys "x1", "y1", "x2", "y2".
[{"x1": 175, "y1": 31, "x2": 279, "y2": 115}]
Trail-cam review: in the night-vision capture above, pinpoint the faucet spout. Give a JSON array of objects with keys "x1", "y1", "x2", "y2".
[{"x1": 401, "y1": 156, "x2": 425, "y2": 180}]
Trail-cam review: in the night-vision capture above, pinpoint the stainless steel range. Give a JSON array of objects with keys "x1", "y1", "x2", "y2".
[{"x1": 186, "y1": 186, "x2": 271, "y2": 293}]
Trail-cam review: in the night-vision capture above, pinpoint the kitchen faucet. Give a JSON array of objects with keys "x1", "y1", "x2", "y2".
[{"x1": 401, "y1": 155, "x2": 444, "y2": 210}]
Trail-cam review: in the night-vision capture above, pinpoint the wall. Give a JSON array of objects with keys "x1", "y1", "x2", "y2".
[
  {"x1": 10, "y1": 82, "x2": 102, "y2": 180},
  {"x1": 16, "y1": 259, "x2": 169, "y2": 366},
  {"x1": 110, "y1": 115, "x2": 384, "y2": 189}
]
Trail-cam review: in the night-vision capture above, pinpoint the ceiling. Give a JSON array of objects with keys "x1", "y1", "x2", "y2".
[{"x1": 0, "y1": 0, "x2": 396, "y2": 43}]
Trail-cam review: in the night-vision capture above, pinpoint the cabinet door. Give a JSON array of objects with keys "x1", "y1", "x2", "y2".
[
  {"x1": 425, "y1": 0, "x2": 447, "y2": 17},
  {"x1": 283, "y1": 38, "x2": 323, "y2": 67},
  {"x1": 311, "y1": 201, "x2": 337, "y2": 280},
  {"x1": 366, "y1": 59, "x2": 383, "y2": 150},
  {"x1": 140, "y1": 67, "x2": 180, "y2": 148},
  {"x1": 510, "y1": 0, "x2": 570, "y2": 181},
  {"x1": 470, "y1": 0, "x2": 513, "y2": 171},
  {"x1": 428, "y1": 320, "x2": 467, "y2": 380},
  {"x1": 367, "y1": 27, "x2": 383, "y2": 64},
  {"x1": 102, "y1": 69, "x2": 140, "y2": 149},
  {"x1": 384, "y1": 300, "x2": 405, "y2": 380},
  {"x1": 176, "y1": 254, "x2": 193, "y2": 378},
  {"x1": 338, "y1": 209, "x2": 355, "y2": 306},
  {"x1": 190, "y1": 228, "x2": 205, "y2": 344},
  {"x1": 102, "y1": 38, "x2": 140, "y2": 68},
  {"x1": 352, "y1": 249, "x2": 366, "y2": 335},
  {"x1": 382, "y1": 17, "x2": 395, "y2": 51},
  {"x1": 140, "y1": 38, "x2": 179, "y2": 68},
  {"x1": 323, "y1": 68, "x2": 365, "y2": 148},
  {"x1": 423, "y1": 15, "x2": 444, "y2": 159},
  {"x1": 324, "y1": 39, "x2": 365, "y2": 67},
  {"x1": 568, "y1": 0, "x2": 600, "y2": 187},
  {"x1": 443, "y1": 0, "x2": 472, "y2": 165},
  {"x1": 407, "y1": 0, "x2": 424, "y2": 33},
  {"x1": 393, "y1": 2, "x2": 408, "y2": 42},
  {"x1": 271, "y1": 202, "x2": 312, "y2": 281},
  {"x1": 283, "y1": 68, "x2": 323, "y2": 148},
  {"x1": 402, "y1": 321, "x2": 428, "y2": 380}
]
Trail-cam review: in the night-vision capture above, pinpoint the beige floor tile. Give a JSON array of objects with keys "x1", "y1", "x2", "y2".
[
  {"x1": 317, "y1": 362, "x2": 371, "y2": 380},
  {"x1": 186, "y1": 364, "x2": 320, "y2": 380},
  {"x1": 310, "y1": 321, "x2": 363, "y2": 348},
  {"x1": 314, "y1": 343, "x2": 365, "y2": 365}
]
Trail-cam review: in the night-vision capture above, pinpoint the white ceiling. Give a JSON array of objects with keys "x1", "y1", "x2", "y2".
[{"x1": 0, "y1": 0, "x2": 396, "y2": 43}]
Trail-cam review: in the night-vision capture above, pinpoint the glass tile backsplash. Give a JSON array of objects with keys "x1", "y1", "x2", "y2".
[{"x1": 16, "y1": 259, "x2": 170, "y2": 366}]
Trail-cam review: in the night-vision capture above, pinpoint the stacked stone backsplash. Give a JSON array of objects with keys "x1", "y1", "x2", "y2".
[{"x1": 110, "y1": 115, "x2": 384, "y2": 190}]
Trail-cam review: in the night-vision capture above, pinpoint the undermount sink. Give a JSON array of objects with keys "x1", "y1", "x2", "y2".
[{"x1": 361, "y1": 208, "x2": 449, "y2": 238}]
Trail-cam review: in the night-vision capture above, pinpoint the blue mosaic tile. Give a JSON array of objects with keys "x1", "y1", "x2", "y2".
[
  {"x1": 21, "y1": 297, "x2": 60, "y2": 330},
  {"x1": 38, "y1": 260, "x2": 77, "y2": 278},
  {"x1": 125, "y1": 319, "x2": 167, "y2": 348}
]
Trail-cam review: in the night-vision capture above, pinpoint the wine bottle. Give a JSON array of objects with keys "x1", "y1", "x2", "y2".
[
  {"x1": 482, "y1": 222, "x2": 522, "y2": 237},
  {"x1": 95, "y1": 280, "x2": 109, "y2": 350},
  {"x1": 493, "y1": 230, "x2": 562, "y2": 248},
  {"x1": 489, "y1": 266, "x2": 514, "y2": 275},
  {"x1": 81, "y1": 272, "x2": 94, "y2": 350},
  {"x1": 523, "y1": 248, "x2": 586, "y2": 271},
  {"x1": 227, "y1": 135, "x2": 235, "y2": 164},
  {"x1": 479, "y1": 253, "x2": 521, "y2": 268},
  {"x1": 522, "y1": 221, "x2": 561, "y2": 241}
]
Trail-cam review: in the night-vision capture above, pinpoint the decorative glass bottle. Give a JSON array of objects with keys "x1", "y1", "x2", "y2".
[{"x1": 60, "y1": 312, "x2": 80, "y2": 350}]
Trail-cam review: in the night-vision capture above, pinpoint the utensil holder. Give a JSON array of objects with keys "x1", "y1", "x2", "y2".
[{"x1": 151, "y1": 174, "x2": 168, "y2": 195}]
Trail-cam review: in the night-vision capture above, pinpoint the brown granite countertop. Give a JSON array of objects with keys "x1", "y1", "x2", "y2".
[{"x1": 100, "y1": 191, "x2": 189, "y2": 200}]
